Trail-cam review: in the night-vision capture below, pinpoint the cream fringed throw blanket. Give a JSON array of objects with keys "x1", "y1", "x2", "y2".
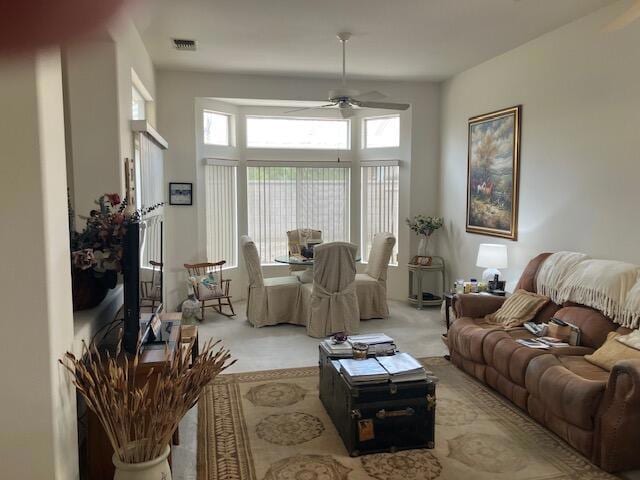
[
  {"x1": 558, "y1": 259, "x2": 640, "y2": 322},
  {"x1": 536, "y1": 251, "x2": 589, "y2": 304},
  {"x1": 618, "y1": 276, "x2": 640, "y2": 329}
]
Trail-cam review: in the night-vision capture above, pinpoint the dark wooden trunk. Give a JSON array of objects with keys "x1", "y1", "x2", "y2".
[{"x1": 319, "y1": 346, "x2": 436, "y2": 457}]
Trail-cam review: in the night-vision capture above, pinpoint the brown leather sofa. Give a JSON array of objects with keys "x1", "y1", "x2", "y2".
[{"x1": 447, "y1": 253, "x2": 640, "y2": 473}]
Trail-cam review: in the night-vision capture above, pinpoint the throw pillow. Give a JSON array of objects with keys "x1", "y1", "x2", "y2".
[
  {"x1": 190, "y1": 274, "x2": 223, "y2": 300},
  {"x1": 616, "y1": 329, "x2": 640, "y2": 351},
  {"x1": 485, "y1": 289, "x2": 550, "y2": 328},
  {"x1": 585, "y1": 331, "x2": 640, "y2": 371}
]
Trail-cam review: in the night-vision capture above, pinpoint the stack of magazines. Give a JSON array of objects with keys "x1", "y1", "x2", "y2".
[
  {"x1": 339, "y1": 358, "x2": 390, "y2": 384},
  {"x1": 377, "y1": 353, "x2": 428, "y2": 383},
  {"x1": 339, "y1": 352, "x2": 427, "y2": 385},
  {"x1": 320, "y1": 333, "x2": 396, "y2": 358}
]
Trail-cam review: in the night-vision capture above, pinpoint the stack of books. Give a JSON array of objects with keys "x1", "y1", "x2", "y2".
[
  {"x1": 339, "y1": 358, "x2": 390, "y2": 384},
  {"x1": 321, "y1": 333, "x2": 396, "y2": 358},
  {"x1": 377, "y1": 353, "x2": 428, "y2": 383},
  {"x1": 338, "y1": 352, "x2": 427, "y2": 385}
]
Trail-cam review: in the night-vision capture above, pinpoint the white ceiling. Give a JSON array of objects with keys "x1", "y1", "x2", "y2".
[{"x1": 133, "y1": 0, "x2": 614, "y2": 81}]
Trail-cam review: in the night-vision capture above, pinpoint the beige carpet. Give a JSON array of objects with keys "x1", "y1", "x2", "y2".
[{"x1": 197, "y1": 357, "x2": 615, "y2": 480}]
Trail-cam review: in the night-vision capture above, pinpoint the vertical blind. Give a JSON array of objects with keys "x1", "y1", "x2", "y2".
[
  {"x1": 136, "y1": 132, "x2": 164, "y2": 267},
  {"x1": 247, "y1": 164, "x2": 350, "y2": 264},
  {"x1": 205, "y1": 161, "x2": 238, "y2": 267},
  {"x1": 361, "y1": 163, "x2": 399, "y2": 264},
  {"x1": 140, "y1": 216, "x2": 163, "y2": 268}
]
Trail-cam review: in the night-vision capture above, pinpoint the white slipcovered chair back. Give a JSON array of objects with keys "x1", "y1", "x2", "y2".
[
  {"x1": 365, "y1": 232, "x2": 396, "y2": 280},
  {"x1": 240, "y1": 235, "x2": 264, "y2": 287},
  {"x1": 305, "y1": 241, "x2": 360, "y2": 337},
  {"x1": 287, "y1": 228, "x2": 322, "y2": 255}
]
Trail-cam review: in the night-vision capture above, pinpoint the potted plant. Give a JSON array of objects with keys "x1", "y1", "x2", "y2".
[
  {"x1": 406, "y1": 214, "x2": 444, "y2": 257},
  {"x1": 69, "y1": 193, "x2": 162, "y2": 310},
  {"x1": 60, "y1": 335, "x2": 234, "y2": 479}
]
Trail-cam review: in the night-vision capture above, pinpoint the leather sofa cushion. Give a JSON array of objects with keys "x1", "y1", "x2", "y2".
[
  {"x1": 448, "y1": 317, "x2": 501, "y2": 365},
  {"x1": 532, "y1": 301, "x2": 561, "y2": 324},
  {"x1": 483, "y1": 329, "x2": 594, "y2": 387},
  {"x1": 526, "y1": 354, "x2": 607, "y2": 430},
  {"x1": 514, "y1": 252, "x2": 553, "y2": 292},
  {"x1": 554, "y1": 306, "x2": 617, "y2": 349},
  {"x1": 557, "y1": 355, "x2": 610, "y2": 382}
]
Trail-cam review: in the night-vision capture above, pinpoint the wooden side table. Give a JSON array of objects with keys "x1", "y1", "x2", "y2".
[{"x1": 407, "y1": 256, "x2": 445, "y2": 310}]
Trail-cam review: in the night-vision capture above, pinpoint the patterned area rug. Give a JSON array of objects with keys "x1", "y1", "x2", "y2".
[{"x1": 197, "y1": 357, "x2": 616, "y2": 480}]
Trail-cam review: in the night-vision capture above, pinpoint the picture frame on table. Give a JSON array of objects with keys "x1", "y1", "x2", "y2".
[
  {"x1": 466, "y1": 105, "x2": 521, "y2": 240},
  {"x1": 169, "y1": 182, "x2": 193, "y2": 206}
]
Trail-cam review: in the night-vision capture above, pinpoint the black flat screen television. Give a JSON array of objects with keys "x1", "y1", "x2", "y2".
[{"x1": 122, "y1": 223, "x2": 141, "y2": 354}]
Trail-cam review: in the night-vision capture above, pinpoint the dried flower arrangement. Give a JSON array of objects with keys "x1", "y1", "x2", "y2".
[
  {"x1": 70, "y1": 193, "x2": 163, "y2": 276},
  {"x1": 60, "y1": 334, "x2": 234, "y2": 464}
]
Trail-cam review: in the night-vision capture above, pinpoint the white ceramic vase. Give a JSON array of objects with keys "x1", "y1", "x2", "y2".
[
  {"x1": 113, "y1": 445, "x2": 171, "y2": 480},
  {"x1": 417, "y1": 235, "x2": 431, "y2": 257}
]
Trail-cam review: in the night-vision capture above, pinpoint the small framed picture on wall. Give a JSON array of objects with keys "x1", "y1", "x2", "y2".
[{"x1": 169, "y1": 182, "x2": 193, "y2": 205}]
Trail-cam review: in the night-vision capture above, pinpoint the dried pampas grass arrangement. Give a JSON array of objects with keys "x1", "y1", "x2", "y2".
[{"x1": 60, "y1": 332, "x2": 234, "y2": 464}]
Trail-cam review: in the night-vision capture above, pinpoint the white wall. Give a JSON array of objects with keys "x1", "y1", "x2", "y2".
[
  {"x1": 0, "y1": 49, "x2": 78, "y2": 480},
  {"x1": 63, "y1": 40, "x2": 121, "y2": 217},
  {"x1": 156, "y1": 70, "x2": 441, "y2": 309},
  {"x1": 64, "y1": 15, "x2": 156, "y2": 218},
  {"x1": 439, "y1": 1, "x2": 640, "y2": 289}
]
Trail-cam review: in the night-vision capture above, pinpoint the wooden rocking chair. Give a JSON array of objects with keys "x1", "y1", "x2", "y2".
[
  {"x1": 184, "y1": 261, "x2": 235, "y2": 319},
  {"x1": 140, "y1": 260, "x2": 163, "y2": 312}
]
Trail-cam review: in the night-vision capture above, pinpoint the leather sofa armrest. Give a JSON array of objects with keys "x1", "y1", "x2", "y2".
[
  {"x1": 454, "y1": 294, "x2": 506, "y2": 319},
  {"x1": 594, "y1": 359, "x2": 640, "y2": 472}
]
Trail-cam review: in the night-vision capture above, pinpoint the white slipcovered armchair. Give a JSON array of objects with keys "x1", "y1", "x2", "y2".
[
  {"x1": 356, "y1": 232, "x2": 396, "y2": 319},
  {"x1": 301, "y1": 241, "x2": 360, "y2": 338},
  {"x1": 240, "y1": 236, "x2": 304, "y2": 327}
]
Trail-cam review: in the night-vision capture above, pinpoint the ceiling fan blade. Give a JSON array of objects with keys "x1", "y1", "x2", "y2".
[
  {"x1": 603, "y1": 0, "x2": 640, "y2": 32},
  {"x1": 282, "y1": 103, "x2": 336, "y2": 114},
  {"x1": 353, "y1": 100, "x2": 410, "y2": 111},
  {"x1": 340, "y1": 106, "x2": 355, "y2": 119},
  {"x1": 355, "y1": 90, "x2": 387, "y2": 101}
]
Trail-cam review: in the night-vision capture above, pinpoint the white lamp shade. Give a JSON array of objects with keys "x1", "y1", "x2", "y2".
[{"x1": 476, "y1": 244, "x2": 508, "y2": 269}]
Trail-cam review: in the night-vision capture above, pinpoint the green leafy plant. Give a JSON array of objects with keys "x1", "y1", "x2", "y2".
[{"x1": 406, "y1": 214, "x2": 444, "y2": 237}]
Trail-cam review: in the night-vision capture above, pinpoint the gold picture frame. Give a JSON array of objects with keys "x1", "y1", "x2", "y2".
[{"x1": 466, "y1": 105, "x2": 521, "y2": 240}]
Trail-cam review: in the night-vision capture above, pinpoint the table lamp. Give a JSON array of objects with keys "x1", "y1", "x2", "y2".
[{"x1": 476, "y1": 244, "x2": 508, "y2": 282}]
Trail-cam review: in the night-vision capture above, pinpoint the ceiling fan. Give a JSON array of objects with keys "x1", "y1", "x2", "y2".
[
  {"x1": 603, "y1": 0, "x2": 640, "y2": 32},
  {"x1": 286, "y1": 32, "x2": 410, "y2": 118}
]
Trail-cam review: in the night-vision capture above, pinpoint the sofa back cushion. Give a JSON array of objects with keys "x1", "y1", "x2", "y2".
[
  {"x1": 515, "y1": 252, "x2": 553, "y2": 293},
  {"x1": 554, "y1": 306, "x2": 617, "y2": 349}
]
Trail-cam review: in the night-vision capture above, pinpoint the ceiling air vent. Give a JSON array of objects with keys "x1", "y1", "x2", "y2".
[{"x1": 172, "y1": 38, "x2": 197, "y2": 51}]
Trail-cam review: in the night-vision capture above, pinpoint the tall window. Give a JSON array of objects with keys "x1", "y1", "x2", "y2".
[
  {"x1": 132, "y1": 86, "x2": 146, "y2": 120},
  {"x1": 204, "y1": 161, "x2": 238, "y2": 267},
  {"x1": 246, "y1": 116, "x2": 350, "y2": 149},
  {"x1": 363, "y1": 114, "x2": 400, "y2": 148},
  {"x1": 247, "y1": 164, "x2": 350, "y2": 263},
  {"x1": 203, "y1": 110, "x2": 231, "y2": 146},
  {"x1": 361, "y1": 162, "x2": 399, "y2": 264}
]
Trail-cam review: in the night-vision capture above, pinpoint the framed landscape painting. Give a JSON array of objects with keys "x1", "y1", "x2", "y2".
[{"x1": 466, "y1": 105, "x2": 521, "y2": 240}]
